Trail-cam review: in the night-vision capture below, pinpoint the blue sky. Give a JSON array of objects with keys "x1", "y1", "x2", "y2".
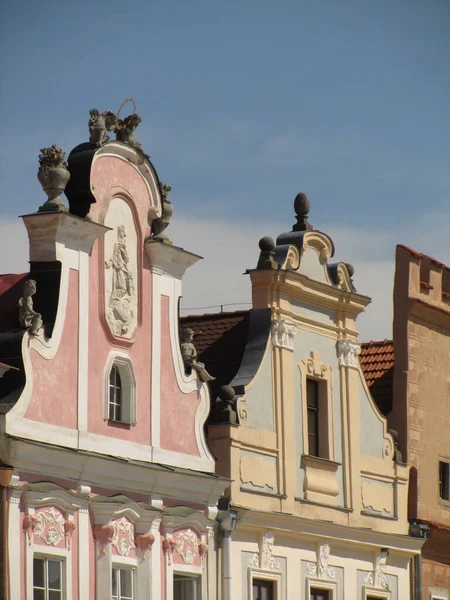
[{"x1": 1, "y1": 0, "x2": 450, "y2": 339}]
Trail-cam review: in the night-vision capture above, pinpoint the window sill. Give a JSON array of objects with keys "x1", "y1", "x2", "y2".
[
  {"x1": 107, "y1": 419, "x2": 132, "y2": 430},
  {"x1": 301, "y1": 455, "x2": 341, "y2": 506}
]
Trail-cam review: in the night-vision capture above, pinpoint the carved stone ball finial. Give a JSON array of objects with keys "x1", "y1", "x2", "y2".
[
  {"x1": 257, "y1": 236, "x2": 277, "y2": 270},
  {"x1": 18, "y1": 279, "x2": 43, "y2": 336},
  {"x1": 217, "y1": 385, "x2": 237, "y2": 424},
  {"x1": 150, "y1": 182, "x2": 174, "y2": 245},
  {"x1": 37, "y1": 145, "x2": 70, "y2": 212},
  {"x1": 89, "y1": 109, "x2": 117, "y2": 147},
  {"x1": 293, "y1": 192, "x2": 312, "y2": 232}
]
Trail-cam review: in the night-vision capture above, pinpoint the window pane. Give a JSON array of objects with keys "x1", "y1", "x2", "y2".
[
  {"x1": 120, "y1": 569, "x2": 133, "y2": 598},
  {"x1": 311, "y1": 589, "x2": 330, "y2": 600},
  {"x1": 307, "y1": 379, "x2": 319, "y2": 407},
  {"x1": 49, "y1": 592, "x2": 62, "y2": 600},
  {"x1": 33, "y1": 591, "x2": 45, "y2": 600},
  {"x1": 112, "y1": 568, "x2": 118, "y2": 596},
  {"x1": 47, "y1": 560, "x2": 61, "y2": 590},
  {"x1": 33, "y1": 558, "x2": 45, "y2": 589}
]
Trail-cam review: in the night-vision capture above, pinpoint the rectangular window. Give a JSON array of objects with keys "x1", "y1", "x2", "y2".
[
  {"x1": 253, "y1": 579, "x2": 274, "y2": 600},
  {"x1": 173, "y1": 574, "x2": 200, "y2": 600},
  {"x1": 33, "y1": 557, "x2": 63, "y2": 600},
  {"x1": 439, "y1": 461, "x2": 450, "y2": 501},
  {"x1": 112, "y1": 567, "x2": 134, "y2": 600},
  {"x1": 310, "y1": 589, "x2": 330, "y2": 600},
  {"x1": 307, "y1": 379, "x2": 320, "y2": 457}
]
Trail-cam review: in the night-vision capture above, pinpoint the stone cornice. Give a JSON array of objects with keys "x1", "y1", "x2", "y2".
[{"x1": 235, "y1": 508, "x2": 425, "y2": 555}]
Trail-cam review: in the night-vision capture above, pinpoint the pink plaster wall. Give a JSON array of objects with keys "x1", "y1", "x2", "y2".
[
  {"x1": 160, "y1": 297, "x2": 200, "y2": 456},
  {"x1": 86, "y1": 155, "x2": 153, "y2": 445},
  {"x1": 24, "y1": 269, "x2": 79, "y2": 428}
]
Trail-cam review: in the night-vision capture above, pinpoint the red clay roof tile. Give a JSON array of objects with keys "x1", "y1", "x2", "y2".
[{"x1": 360, "y1": 339, "x2": 394, "y2": 415}]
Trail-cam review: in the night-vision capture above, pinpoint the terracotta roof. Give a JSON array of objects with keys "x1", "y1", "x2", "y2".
[
  {"x1": 180, "y1": 310, "x2": 250, "y2": 400},
  {"x1": 360, "y1": 340, "x2": 394, "y2": 416},
  {"x1": 398, "y1": 244, "x2": 450, "y2": 270}
]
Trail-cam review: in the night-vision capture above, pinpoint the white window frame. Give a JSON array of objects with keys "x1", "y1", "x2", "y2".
[
  {"x1": 430, "y1": 591, "x2": 449, "y2": 600},
  {"x1": 307, "y1": 577, "x2": 337, "y2": 600},
  {"x1": 248, "y1": 568, "x2": 282, "y2": 600},
  {"x1": 103, "y1": 352, "x2": 137, "y2": 426},
  {"x1": 111, "y1": 560, "x2": 136, "y2": 600},
  {"x1": 362, "y1": 588, "x2": 391, "y2": 600},
  {"x1": 173, "y1": 571, "x2": 202, "y2": 600},
  {"x1": 32, "y1": 553, "x2": 65, "y2": 600}
]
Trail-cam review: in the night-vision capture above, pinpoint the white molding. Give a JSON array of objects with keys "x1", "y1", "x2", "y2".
[
  {"x1": 8, "y1": 489, "x2": 22, "y2": 600},
  {"x1": 336, "y1": 339, "x2": 361, "y2": 369},
  {"x1": 102, "y1": 351, "x2": 137, "y2": 426},
  {"x1": 78, "y1": 506, "x2": 90, "y2": 600},
  {"x1": 271, "y1": 319, "x2": 296, "y2": 351},
  {"x1": 7, "y1": 437, "x2": 228, "y2": 505},
  {"x1": 151, "y1": 272, "x2": 162, "y2": 447},
  {"x1": 247, "y1": 567, "x2": 282, "y2": 600},
  {"x1": 78, "y1": 251, "x2": 89, "y2": 431},
  {"x1": 92, "y1": 142, "x2": 162, "y2": 220}
]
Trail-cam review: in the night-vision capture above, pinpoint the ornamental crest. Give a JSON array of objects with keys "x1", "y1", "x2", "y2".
[
  {"x1": 271, "y1": 320, "x2": 296, "y2": 351},
  {"x1": 248, "y1": 531, "x2": 280, "y2": 571},
  {"x1": 34, "y1": 507, "x2": 65, "y2": 546},
  {"x1": 111, "y1": 517, "x2": 135, "y2": 557},
  {"x1": 174, "y1": 528, "x2": 199, "y2": 565},
  {"x1": 306, "y1": 544, "x2": 336, "y2": 580},
  {"x1": 363, "y1": 550, "x2": 392, "y2": 591}
]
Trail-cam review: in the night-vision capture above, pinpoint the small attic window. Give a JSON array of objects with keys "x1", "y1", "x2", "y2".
[{"x1": 104, "y1": 354, "x2": 136, "y2": 426}]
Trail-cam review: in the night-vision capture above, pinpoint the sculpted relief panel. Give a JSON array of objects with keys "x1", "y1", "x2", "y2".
[{"x1": 104, "y1": 198, "x2": 138, "y2": 338}]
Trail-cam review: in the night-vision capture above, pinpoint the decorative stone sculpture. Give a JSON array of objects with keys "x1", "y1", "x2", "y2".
[
  {"x1": 64, "y1": 519, "x2": 76, "y2": 550},
  {"x1": 37, "y1": 145, "x2": 70, "y2": 212},
  {"x1": 150, "y1": 183, "x2": 174, "y2": 244},
  {"x1": 93, "y1": 523, "x2": 115, "y2": 555},
  {"x1": 88, "y1": 108, "x2": 117, "y2": 146},
  {"x1": 22, "y1": 514, "x2": 37, "y2": 546},
  {"x1": 115, "y1": 113, "x2": 149, "y2": 158},
  {"x1": 248, "y1": 531, "x2": 280, "y2": 571},
  {"x1": 216, "y1": 385, "x2": 237, "y2": 424},
  {"x1": 293, "y1": 192, "x2": 313, "y2": 232},
  {"x1": 364, "y1": 549, "x2": 392, "y2": 590},
  {"x1": 336, "y1": 339, "x2": 361, "y2": 368},
  {"x1": 271, "y1": 319, "x2": 296, "y2": 351},
  {"x1": 180, "y1": 328, "x2": 215, "y2": 382},
  {"x1": 306, "y1": 543, "x2": 336, "y2": 580},
  {"x1": 105, "y1": 225, "x2": 135, "y2": 335},
  {"x1": 18, "y1": 280, "x2": 43, "y2": 336}
]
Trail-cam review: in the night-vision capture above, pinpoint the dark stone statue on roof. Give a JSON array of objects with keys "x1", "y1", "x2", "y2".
[
  {"x1": 180, "y1": 328, "x2": 216, "y2": 382},
  {"x1": 88, "y1": 109, "x2": 117, "y2": 147},
  {"x1": 18, "y1": 280, "x2": 43, "y2": 336}
]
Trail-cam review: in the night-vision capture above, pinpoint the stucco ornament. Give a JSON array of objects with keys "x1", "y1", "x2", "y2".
[
  {"x1": 162, "y1": 535, "x2": 176, "y2": 565},
  {"x1": 336, "y1": 339, "x2": 361, "y2": 368},
  {"x1": 18, "y1": 279, "x2": 43, "y2": 336},
  {"x1": 180, "y1": 328, "x2": 216, "y2": 382},
  {"x1": 37, "y1": 145, "x2": 70, "y2": 212},
  {"x1": 93, "y1": 523, "x2": 115, "y2": 555},
  {"x1": 306, "y1": 544, "x2": 336, "y2": 580},
  {"x1": 175, "y1": 528, "x2": 200, "y2": 564},
  {"x1": 364, "y1": 549, "x2": 392, "y2": 590},
  {"x1": 111, "y1": 517, "x2": 136, "y2": 557},
  {"x1": 105, "y1": 225, "x2": 136, "y2": 336},
  {"x1": 64, "y1": 519, "x2": 76, "y2": 550},
  {"x1": 89, "y1": 108, "x2": 117, "y2": 146},
  {"x1": 22, "y1": 514, "x2": 37, "y2": 546},
  {"x1": 34, "y1": 507, "x2": 65, "y2": 546},
  {"x1": 135, "y1": 532, "x2": 155, "y2": 560},
  {"x1": 248, "y1": 531, "x2": 280, "y2": 571},
  {"x1": 271, "y1": 319, "x2": 296, "y2": 351}
]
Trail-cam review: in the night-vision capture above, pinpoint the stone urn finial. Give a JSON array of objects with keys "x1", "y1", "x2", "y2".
[
  {"x1": 37, "y1": 145, "x2": 70, "y2": 212},
  {"x1": 292, "y1": 192, "x2": 312, "y2": 232}
]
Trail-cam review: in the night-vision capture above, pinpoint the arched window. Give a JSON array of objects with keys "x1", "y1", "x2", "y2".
[
  {"x1": 103, "y1": 354, "x2": 136, "y2": 425},
  {"x1": 109, "y1": 366, "x2": 123, "y2": 421}
]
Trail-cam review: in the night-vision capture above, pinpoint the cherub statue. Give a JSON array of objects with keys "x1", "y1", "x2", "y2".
[
  {"x1": 18, "y1": 279, "x2": 43, "y2": 336},
  {"x1": 180, "y1": 328, "x2": 215, "y2": 382},
  {"x1": 89, "y1": 109, "x2": 117, "y2": 147},
  {"x1": 115, "y1": 113, "x2": 149, "y2": 159}
]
